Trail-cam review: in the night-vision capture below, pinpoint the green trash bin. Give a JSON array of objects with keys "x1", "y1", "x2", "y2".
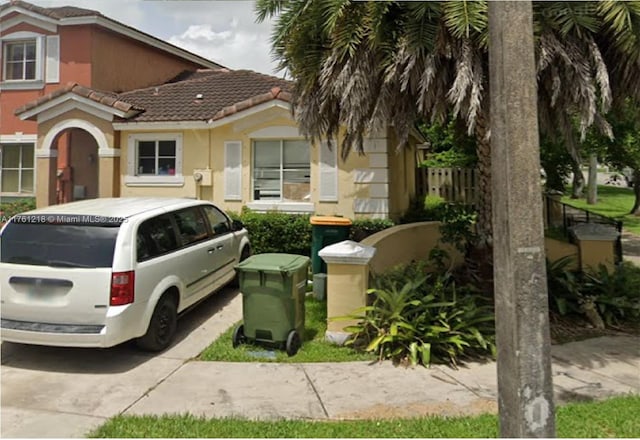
[
  {"x1": 310, "y1": 216, "x2": 352, "y2": 274},
  {"x1": 232, "y1": 253, "x2": 310, "y2": 356}
]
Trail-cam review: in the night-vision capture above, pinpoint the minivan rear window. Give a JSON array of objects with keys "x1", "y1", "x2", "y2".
[{"x1": 1, "y1": 219, "x2": 121, "y2": 268}]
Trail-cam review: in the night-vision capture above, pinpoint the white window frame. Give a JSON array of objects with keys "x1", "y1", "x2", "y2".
[
  {"x1": 0, "y1": 142, "x2": 35, "y2": 196},
  {"x1": 0, "y1": 31, "x2": 45, "y2": 90},
  {"x1": 124, "y1": 133, "x2": 184, "y2": 186},
  {"x1": 247, "y1": 138, "x2": 314, "y2": 213}
]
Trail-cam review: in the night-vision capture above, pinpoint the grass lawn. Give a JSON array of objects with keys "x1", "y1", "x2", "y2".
[
  {"x1": 90, "y1": 395, "x2": 640, "y2": 438},
  {"x1": 199, "y1": 296, "x2": 375, "y2": 362},
  {"x1": 562, "y1": 185, "x2": 640, "y2": 234}
]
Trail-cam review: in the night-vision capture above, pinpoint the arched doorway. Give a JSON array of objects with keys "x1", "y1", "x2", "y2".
[
  {"x1": 39, "y1": 118, "x2": 110, "y2": 206},
  {"x1": 52, "y1": 128, "x2": 99, "y2": 204}
]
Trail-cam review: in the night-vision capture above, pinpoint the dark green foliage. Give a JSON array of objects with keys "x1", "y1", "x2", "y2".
[
  {"x1": 546, "y1": 258, "x2": 640, "y2": 326},
  {"x1": 419, "y1": 116, "x2": 477, "y2": 163},
  {"x1": 349, "y1": 218, "x2": 395, "y2": 242},
  {"x1": 339, "y1": 259, "x2": 496, "y2": 367},
  {"x1": 400, "y1": 195, "x2": 447, "y2": 224},
  {"x1": 0, "y1": 198, "x2": 36, "y2": 220},
  {"x1": 540, "y1": 137, "x2": 573, "y2": 192},
  {"x1": 421, "y1": 150, "x2": 477, "y2": 168},
  {"x1": 438, "y1": 203, "x2": 478, "y2": 254},
  {"x1": 232, "y1": 208, "x2": 312, "y2": 256}
]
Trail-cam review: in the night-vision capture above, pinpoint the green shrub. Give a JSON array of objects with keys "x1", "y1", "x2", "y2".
[
  {"x1": 438, "y1": 203, "x2": 478, "y2": 254},
  {"x1": 546, "y1": 257, "x2": 640, "y2": 328},
  {"x1": 339, "y1": 260, "x2": 496, "y2": 367},
  {"x1": 399, "y1": 195, "x2": 447, "y2": 224},
  {"x1": 349, "y1": 218, "x2": 395, "y2": 242},
  {"x1": 234, "y1": 209, "x2": 312, "y2": 256},
  {"x1": 0, "y1": 198, "x2": 36, "y2": 220}
]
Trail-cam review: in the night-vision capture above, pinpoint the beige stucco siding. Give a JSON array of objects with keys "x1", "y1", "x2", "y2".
[{"x1": 117, "y1": 108, "x2": 411, "y2": 220}]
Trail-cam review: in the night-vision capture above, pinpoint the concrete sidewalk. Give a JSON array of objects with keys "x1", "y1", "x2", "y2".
[
  {"x1": 126, "y1": 335, "x2": 639, "y2": 421},
  {"x1": 1, "y1": 287, "x2": 638, "y2": 438}
]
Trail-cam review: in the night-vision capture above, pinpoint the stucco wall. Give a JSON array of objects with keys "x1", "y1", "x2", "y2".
[
  {"x1": 544, "y1": 237, "x2": 579, "y2": 270},
  {"x1": 118, "y1": 112, "x2": 390, "y2": 219},
  {"x1": 118, "y1": 129, "x2": 208, "y2": 199},
  {"x1": 91, "y1": 28, "x2": 204, "y2": 93},
  {"x1": 387, "y1": 127, "x2": 416, "y2": 220},
  {"x1": 361, "y1": 221, "x2": 464, "y2": 275},
  {"x1": 0, "y1": 23, "x2": 91, "y2": 135}
]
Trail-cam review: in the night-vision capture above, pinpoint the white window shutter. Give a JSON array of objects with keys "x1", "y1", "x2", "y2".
[
  {"x1": 45, "y1": 35, "x2": 60, "y2": 83},
  {"x1": 224, "y1": 141, "x2": 242, "y2": 200},
  {"x1": 319, "y1": 140, "x2": 338, "y2": 201}
]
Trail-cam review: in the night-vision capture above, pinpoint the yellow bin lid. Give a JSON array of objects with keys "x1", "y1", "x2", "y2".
[{"x1": 310, "y1": 215, "x2": 352, "y2": 226}]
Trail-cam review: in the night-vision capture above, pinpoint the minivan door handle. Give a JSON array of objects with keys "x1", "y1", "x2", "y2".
[{"x1": 207, "y1": 248, "x2": 216, "y2": 254}]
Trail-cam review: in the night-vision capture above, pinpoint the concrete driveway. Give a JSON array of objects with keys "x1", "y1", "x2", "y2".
[{"x1": 1, "y1": 287, "x2": 242, "y2": 438}]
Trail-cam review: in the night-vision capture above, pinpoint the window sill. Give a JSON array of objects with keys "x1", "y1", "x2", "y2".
[
  {"x1": 124, "y1": 175, "x2": 185, "y2": 187},
  {"x1": 0, "y1": 80, "x2": 45, "y2": 91},
  {"x1": 246, "y1": 201, "x2": 315, "y2": 213}
]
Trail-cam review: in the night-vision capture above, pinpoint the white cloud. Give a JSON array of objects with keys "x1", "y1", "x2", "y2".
[{"x1": 168, "y1": 24, "x2": 278, "y2": 74}]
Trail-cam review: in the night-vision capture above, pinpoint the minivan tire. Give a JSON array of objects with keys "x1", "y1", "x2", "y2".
[{"x1": 136, "y1": 295, "x2": 178, "y2": 352}]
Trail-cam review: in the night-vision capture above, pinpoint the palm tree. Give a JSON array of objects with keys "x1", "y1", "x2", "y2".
[{"x1": 256, "y1": 0, "x2": 640, "y2": 244}]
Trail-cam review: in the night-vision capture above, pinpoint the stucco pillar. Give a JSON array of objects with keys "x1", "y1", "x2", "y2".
[
  {"x1": 319, "y1": 240, "x2": 376, "y2": 345},
  {"x1": 98, "y1": 149, "x2": 120, "y2": 198},
  {"x1": 570, "y1": 223, "x2": 620, "y2": 273},
  {"x1": 35, "y1": 149, "x2": 57, "y2": 208},
  {"x1": 489, "y1": 1, "x2": 555, "y2": 437}
]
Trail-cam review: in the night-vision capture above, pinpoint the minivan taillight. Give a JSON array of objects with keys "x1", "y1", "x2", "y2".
[{"x1": 111, "y1": 271, "x2": 135, "y2": 306}]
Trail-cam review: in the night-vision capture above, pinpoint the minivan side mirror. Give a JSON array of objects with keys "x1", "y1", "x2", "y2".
[{"x1": 231, "y1": 220, "x2": 244, "y2": 232}]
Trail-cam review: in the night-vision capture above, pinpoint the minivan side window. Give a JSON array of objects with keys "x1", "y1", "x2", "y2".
[
  {"x1": 202, "y1": 205, "x2": 231, "y2": 236},
  {"x1": 173, "y1": 207, "x2": 209, "y2": 246},
  {"x1": 137, "y1": 215, "x2": 179, "y2": 262}
]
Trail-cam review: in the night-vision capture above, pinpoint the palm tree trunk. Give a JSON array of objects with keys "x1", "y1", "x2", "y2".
[
  {"x1": 632, "y1": 169, "x2": 640, "y2": 216},
  {"x1": 587, "y1": 154, "x2": 598, "y2": 205},
  {"x1": 474, "y1": 110, "x2": 492, "y2": 246},
  {"x1": 571, "y1": 159, "x2": 585, "y2": 199}
]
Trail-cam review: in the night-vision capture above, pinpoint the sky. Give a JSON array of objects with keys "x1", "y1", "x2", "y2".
[{"x1": 26, "y1": 0, "x2": 280, "y2": 76}]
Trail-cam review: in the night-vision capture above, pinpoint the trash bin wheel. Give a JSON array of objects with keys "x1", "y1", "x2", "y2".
[
  {"x1": 232, "y1": 324, "x2": 246, "y2": 348},
  {"x1": 285, "y1": 330, "x2": 301, "y2": 356}
]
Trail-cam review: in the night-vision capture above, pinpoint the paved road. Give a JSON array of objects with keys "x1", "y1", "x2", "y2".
[{"x1": 0, "y1": 287, "x2": 242, "y2": 438}]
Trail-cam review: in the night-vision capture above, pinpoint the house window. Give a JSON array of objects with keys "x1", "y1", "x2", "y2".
[
  {"x1": 252, "y1": 140, "x2": 310, "y2": 202},
  {"x1": 136, "y1": 140, "x2": 177, "y2": 176},
  {"x1": 0, "y1": 143, "x2": 34, "y2": 194},
  {"x1": 3, "y1": 40, "x2": 37, "y2": 81},
  {"x1": 125, "y1": 133, "x2": 183, "y2": 186}
]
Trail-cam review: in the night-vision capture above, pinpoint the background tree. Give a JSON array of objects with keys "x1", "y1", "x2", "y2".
[
  {"x1": 599, "y1": 100, "x2": 640, "y2": 214},
  {"x1": 256, "y1": 0, "x2": 640, "y2": 243}
]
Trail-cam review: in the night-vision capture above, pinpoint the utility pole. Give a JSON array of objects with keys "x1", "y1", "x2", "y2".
[{"x1": 488, "y1": 2, "x2": 556, "y2": 437}]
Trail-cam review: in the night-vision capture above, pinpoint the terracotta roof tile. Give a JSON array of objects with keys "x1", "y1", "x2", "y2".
[
  {"x1": 14, "y1": 82, "x2": 141, "y2": 116},
  {"x1": 14, "y1": 69, "x2": 293, "y2": 122},
  {"x1": 0, "y1": 0, "x2": 100, "y2": 18},
  {"x1": 118, "y1": 69, "x2": 292, "y2": 122}
]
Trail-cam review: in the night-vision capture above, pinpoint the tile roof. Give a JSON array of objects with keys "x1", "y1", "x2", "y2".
[
  {"x1": 14, "y1": 82, "x2": 143, "y2": 116},
  {"x1": 0, "y1": 0, "x2": 101, "y2": 18},
  {"x1": 118, "y1": 69, "x2": 292, "y2": 122},
  {"x1": 15, "y1": 70, "x2": 293, "y2": 123}
]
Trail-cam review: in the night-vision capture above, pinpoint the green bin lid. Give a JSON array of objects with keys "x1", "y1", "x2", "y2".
[{"x1": 236, "y1": 253, "x2": 310, "y2": 275}]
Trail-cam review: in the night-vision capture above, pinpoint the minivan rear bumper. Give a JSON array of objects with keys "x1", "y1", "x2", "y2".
[{"x1": 0, "y1": 305, "x2": 142, "y2": 348}]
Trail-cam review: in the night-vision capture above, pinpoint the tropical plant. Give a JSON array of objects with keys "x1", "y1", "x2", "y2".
[
  {"x1": 546, "y1": 257, "x2": 640, "y2": 327},
  {"x1": 255, "y1": 0, "x2": 640, "y2": 243},
  {"x1": 338, "y1": 261, "x2": 496, "y2": 367}
]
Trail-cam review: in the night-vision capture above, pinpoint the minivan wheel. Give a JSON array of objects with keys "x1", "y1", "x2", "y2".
[{"x1": 137, "y1": 295, "x2": 177, "y2": 352}]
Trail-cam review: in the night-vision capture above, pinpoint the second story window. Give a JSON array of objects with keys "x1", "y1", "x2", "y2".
[{"x1": 3, "y1": 40, "x2": 37, "y2": 81}]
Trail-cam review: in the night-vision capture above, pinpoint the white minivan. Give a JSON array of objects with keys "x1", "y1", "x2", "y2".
[{"x1": 0, "y1": 198, "x2": 250, "y2": 351}]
